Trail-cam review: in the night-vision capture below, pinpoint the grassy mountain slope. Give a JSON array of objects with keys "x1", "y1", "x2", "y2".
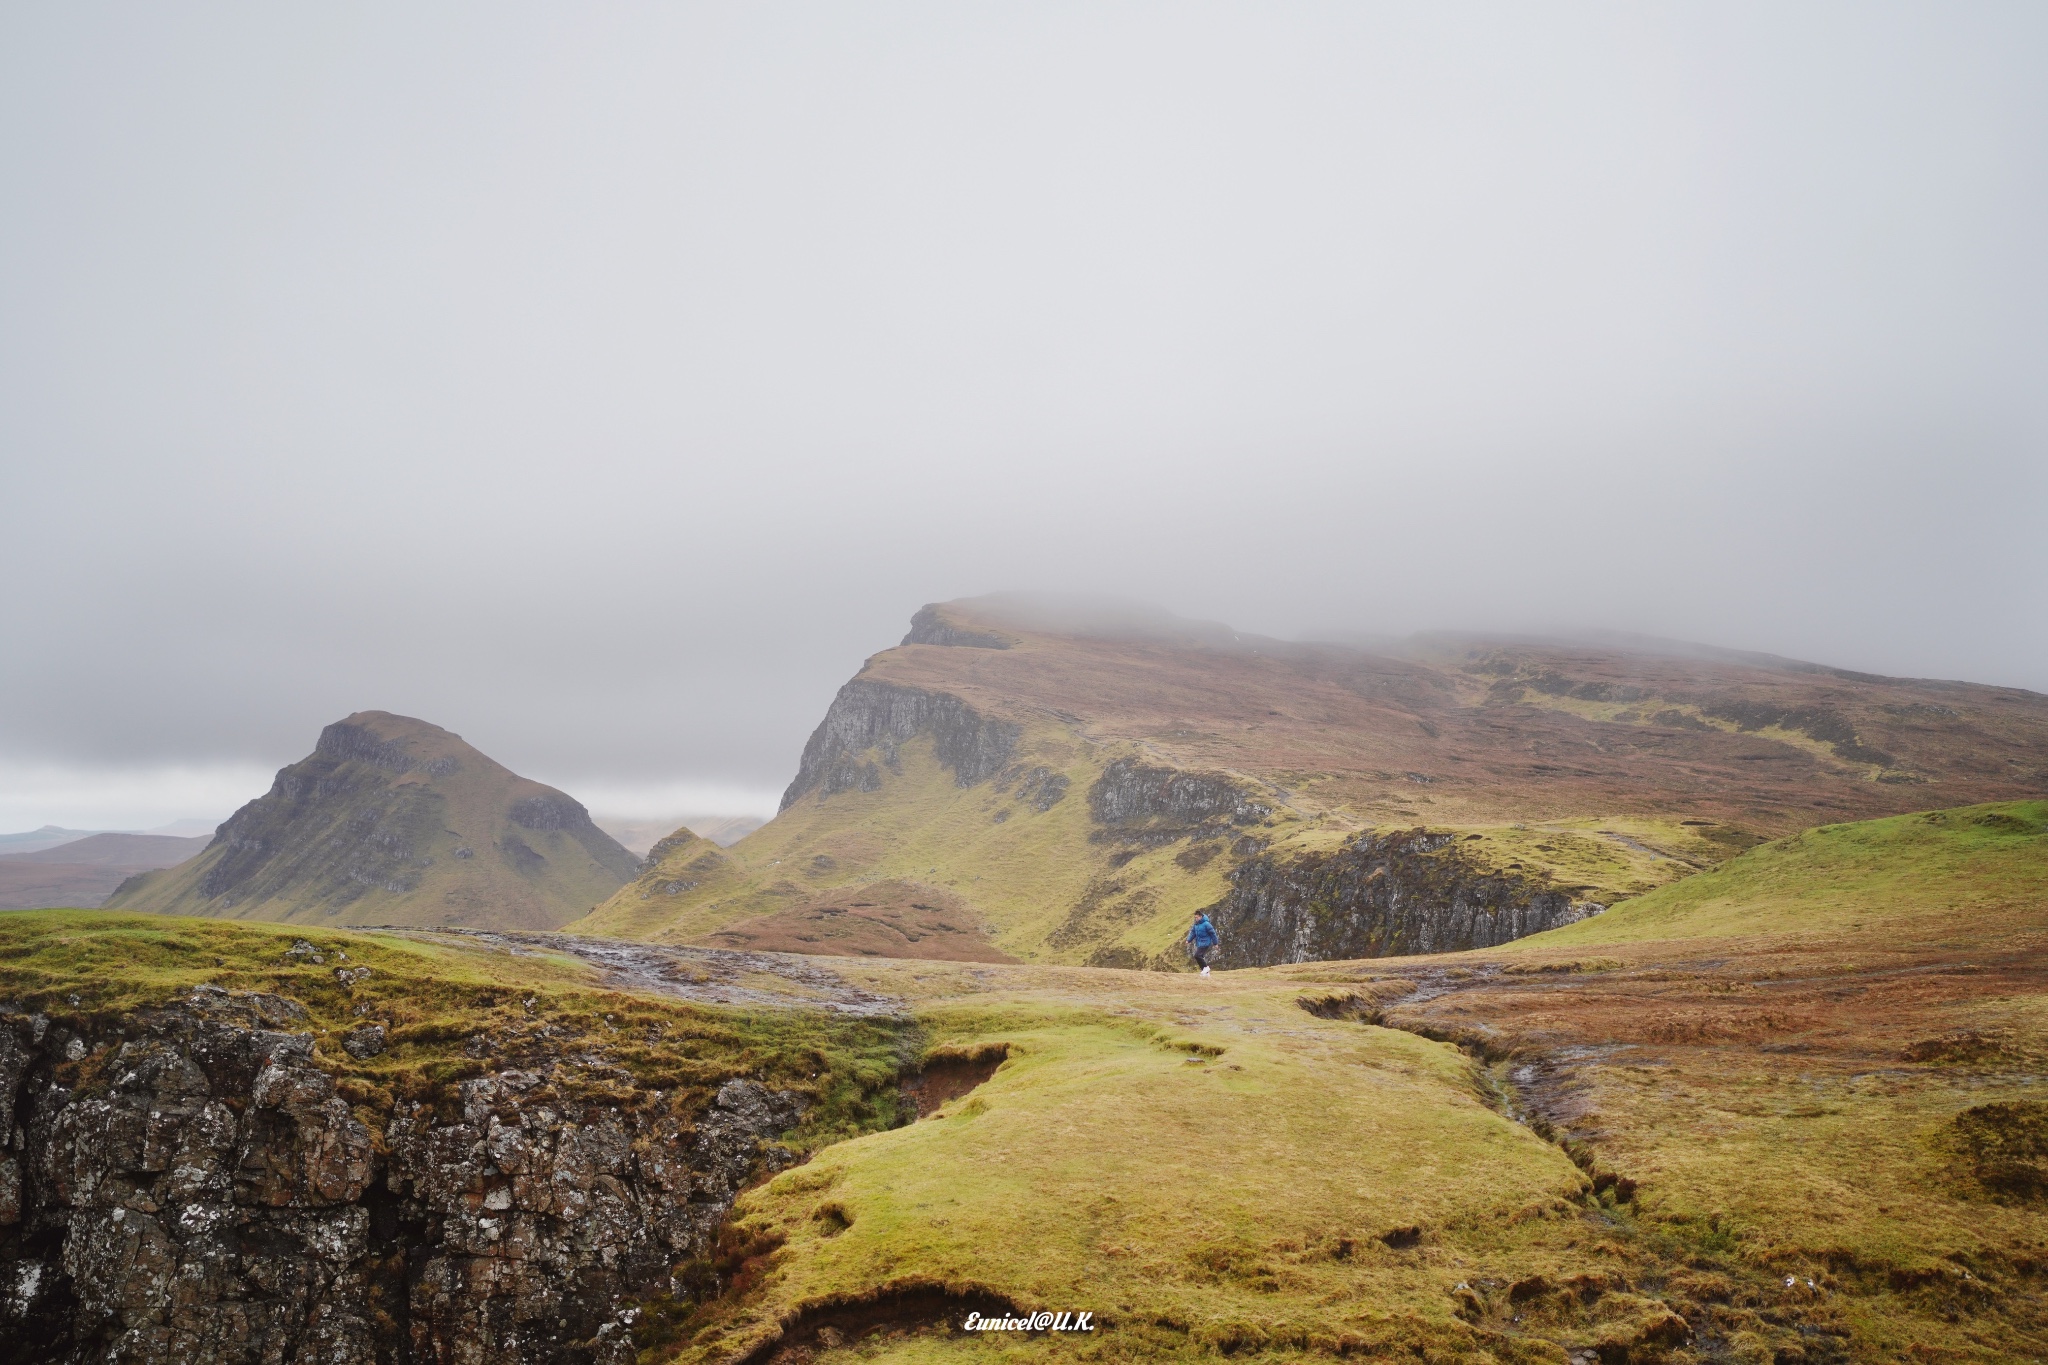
[
  {"x1": 579, "y1": 725, "x2": 1249, "y2": 967},
  {"x1": 1522, "y1": 799, "x2": 2048, "y2": 948},
  {"x1": 106, "y1": 711, "x2": 637, "y2": 930},
  {"x1": 579, "y1": 598, "x2": 2048, "y2": 966}
]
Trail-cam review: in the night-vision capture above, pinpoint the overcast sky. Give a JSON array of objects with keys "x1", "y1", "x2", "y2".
[{"x1": 3, "y1": 2, "x2": 2044, "y2": 830}]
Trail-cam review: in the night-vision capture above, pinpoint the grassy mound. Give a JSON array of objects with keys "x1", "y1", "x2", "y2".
[
  {"x1": 668, "y1": 980, "x2": 1611, "y2": 1363},
  {"x1": 1520, "y1": 800, "x2": 2048, "y2": 948}
]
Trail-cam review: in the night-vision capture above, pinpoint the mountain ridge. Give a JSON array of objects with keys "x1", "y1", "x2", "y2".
[
  {"x1": 575, "y1": 597, "x2": 2048, "y2": 966},
  {"x1": 105, "y1": 710, "x2": 637, "y2": 929}
]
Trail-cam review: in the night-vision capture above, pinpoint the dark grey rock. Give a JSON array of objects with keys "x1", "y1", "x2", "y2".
[
  {"x1": 1088, "y1": 758, "x2": 1271, "y2": 834},
  {"x1": 508, "y1": 793, "x2": 585, "y2": 832},
  {"x1": 997, "y1": 765, "x2": 1070, "y2": 812},
  {"x1": 339, "y1": 1024, "x2": 386, "y2": 1059},
  {"x1": 1210, "y1": 828, "x2": 1603, "y2": 966},
  {"x1": 0, "y1": 993, "x2": 817, "y2": 1365},
  {"x1": 781, "y1": 680, "x2": 1019, "y2": 811},
  {"x1": 901, "y1": 604, "x2": 1011, "y2": 649}
]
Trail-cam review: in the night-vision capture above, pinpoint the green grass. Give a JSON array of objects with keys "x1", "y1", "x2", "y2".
[
  {"x1": 1518, "y1": 800, "x2": 2048, "y2": 947},
  {"x1": 644, "y1": 802, "x2": 2048, "y2": 1362},
  {"x1": 673, "y1": 988, "x2": 1597, "y2": 1363}
]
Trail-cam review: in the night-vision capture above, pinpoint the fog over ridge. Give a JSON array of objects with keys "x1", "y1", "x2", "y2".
[{"x1": 2, "y1": 3, "x2": 2043, "y2": 828}]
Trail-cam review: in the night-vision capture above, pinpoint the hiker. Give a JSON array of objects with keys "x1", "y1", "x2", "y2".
[{"x1": 1186, "y1": 912, "x2": 1220, "y2": 976}]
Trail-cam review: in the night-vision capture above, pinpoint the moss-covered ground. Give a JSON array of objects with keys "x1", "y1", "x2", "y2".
[
  {"x1": 0, "y1": 911, "x2": 913, "y2": 1147},
  {"x1": 676, "y1": 972, "x2": 1680, "y2": 1364}
]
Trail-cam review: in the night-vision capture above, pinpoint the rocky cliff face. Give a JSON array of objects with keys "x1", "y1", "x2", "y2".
[
  {"x1": 1087, "y1": 758, "x2": 1271, "y2": 844},
  {"x1": 0, "y1": 992, "x2": 813, "y2": 1365},
  {"x1": 1210, "y1": 829, "x2": 1603, "y2": 966},
  {"x1": 780, "y1": 681, "x2": 1019, "y2": 811},
  {"x1": 899, "y1": 606, "x2": 1010, "y2": 650}
]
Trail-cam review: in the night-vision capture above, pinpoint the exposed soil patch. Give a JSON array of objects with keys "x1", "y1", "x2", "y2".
[
  {"x1": 1953, "y1": 1100, "x2": 2048, "y2": 1201},
  {"x1": 1296, "y1": 990, "x2": 1393, "y2": 1023},
  {"x1": 902, "y1": 1042, "x2": 1011, "y2": 1118},
  {"x1": 734, "y1": 1283, "x2": 1030, "y2": 1364},
  {"x1": 700, "y1": 881, "x2": 1018, "y2": 964}
]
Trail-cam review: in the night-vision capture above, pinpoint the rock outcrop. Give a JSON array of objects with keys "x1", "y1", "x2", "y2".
[
  {"x1": 780, "y1": 682, "x2": 1019, "y2": 811},
  {"x1": 1087, "y1": 758, "x2": 1271, "y2": 844},
  {"x1": 0, "y1": 992, "x2": 810, "y2": 1365},
  {"x1": 104, "y1": 712, "x2": 638, "y2": 931},
  {"x1": 899, "y1": 605, "x2": 1010, "y2": 650},
  {"x1": 1210, "y1": 829, "x2": 1603, "y2": 966}
]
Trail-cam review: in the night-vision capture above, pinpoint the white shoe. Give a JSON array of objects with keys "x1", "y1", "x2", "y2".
[{"x1": 1200, "y1": 966, "x2": 1211, "y2": 976}]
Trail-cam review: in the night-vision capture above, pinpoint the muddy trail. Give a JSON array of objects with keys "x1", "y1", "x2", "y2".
[{"x1": 380, "y1": 926, "x2": 910, "y2": 1017}]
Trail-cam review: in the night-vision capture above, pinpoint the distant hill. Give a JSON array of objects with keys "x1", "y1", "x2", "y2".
[
  {"x1": 574, "y1": 595, "x2": 2048, "y2": 966},
  {"x1": 104, "y1": 711, "x2": 638, "y2": 929},
  {"x1": 0, "y1": 832, "x2": 211, "y2": 910},
  {"x1": 593, "y1": 814, "x2": 766, "y2": 855},
  {"x1": 0, "y1": 826, "x2": 107, "y2": 856},
  {"x1": 2, "y1": 832, "x2": 210, "y2": 867}
]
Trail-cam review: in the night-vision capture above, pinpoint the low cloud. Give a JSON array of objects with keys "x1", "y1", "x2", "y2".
[
  {"x1": 1, "y1": 5, "x2": 2042, "y2": 820},
  {"x1": 548, "y1": 778, "x2": 785, "y2": 823},
  {"x1": 0, "y1": 760, "x2": 273, "y2": 834},
  {"x1": 0, "y1": 762, "x2": 782, "y2": 838}
]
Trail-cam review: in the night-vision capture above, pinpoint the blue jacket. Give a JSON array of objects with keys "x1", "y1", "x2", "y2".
[{"x1": 1188, "y1": 916, "x2": 1219, "y2": 949}]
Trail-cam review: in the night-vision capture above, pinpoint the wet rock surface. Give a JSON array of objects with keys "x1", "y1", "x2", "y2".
[
  {"x1": 0, "y1": 990, "x2": 814, "y2": 1365},
  {"x1": 406, "y1": 930, "x2": 906, "y2": 1018},
  {"x1": 1211, "y1": 829, "x2": 1603, "y2": 966}
]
